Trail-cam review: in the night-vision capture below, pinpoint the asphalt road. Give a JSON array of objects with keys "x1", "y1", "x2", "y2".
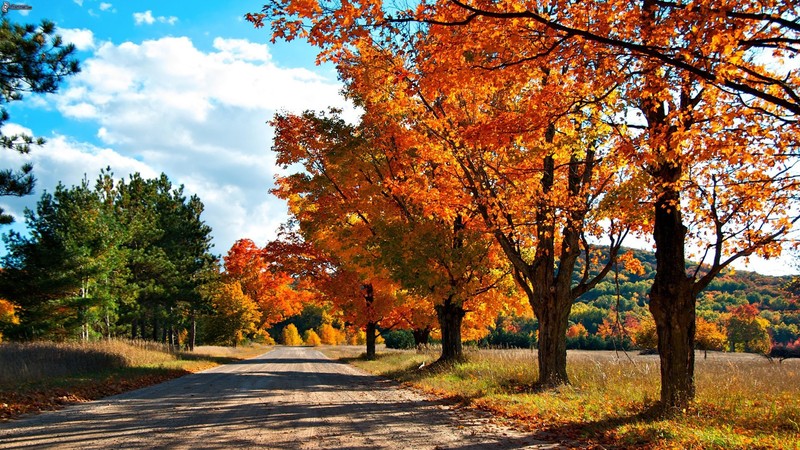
[{"x1": 0, "y1": 346, "x2": 559, "y2": 449}]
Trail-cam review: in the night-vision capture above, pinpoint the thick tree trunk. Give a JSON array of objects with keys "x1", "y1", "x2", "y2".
[
  {"x1": 413, "y1": 327, "x2": 431, "y2": 348},
  {"x1": 436, "y1": 298, "x2": 465, "y2": 362},
  {"x1": 535, "y1": 301, "x2": 571, "y2": 387},
  {"x1": 649, "y1": 180, "x2": 696, "y2": 411},
  {"x1": 365, "y1": 321, "x2": 377, "y2": 360}
]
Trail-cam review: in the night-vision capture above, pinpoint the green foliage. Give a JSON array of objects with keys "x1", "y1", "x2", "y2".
[
  {"x1": 0, "y1": 18, "x2": 80, "y2": 223},
  {"x1": 200, "y1": 282, "x2": 260, "y2": 346},
  {"x1": 382, "y1": 329, "x2": 415, "y2": 349},
  {"x1": 0, "y1": 170, "x2": 217, "y2": 344}
]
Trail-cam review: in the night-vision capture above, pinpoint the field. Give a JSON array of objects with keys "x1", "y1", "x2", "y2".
[
  {"x1": 325, "y1": 346, "x2": 800, "y2": 449},
  {"x1": 0, "y1": 340, "x2": 270, "y2": 421}
]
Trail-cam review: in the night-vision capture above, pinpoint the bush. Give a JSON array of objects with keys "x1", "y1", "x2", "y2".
[
  {"x1": 304, "y1": 329, "x2": 322, "y2": 346},
  {"x1": 383, "y1": 330, "x2": 415, "y2": 349},
  {"x1": 281, "y1": 324, "x2": 303, "y2": 346}
]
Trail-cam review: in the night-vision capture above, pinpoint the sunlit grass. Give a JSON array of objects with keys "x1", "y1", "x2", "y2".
[{"x1": 327, "y1": 347, "x2": 800, "y2": 449}]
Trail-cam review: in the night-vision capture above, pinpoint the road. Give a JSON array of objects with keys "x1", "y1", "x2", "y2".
[{"x1": 0, "y1": 346, "x2": 559, "y2": 449}]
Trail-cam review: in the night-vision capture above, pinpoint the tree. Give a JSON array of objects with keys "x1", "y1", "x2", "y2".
[
  {"x1": 0, "y1": 170, "x2": 217, "y2": 343},
  {"x1": 224, "y1": 239, "x2": 310, "y2": 331},
  {"x1": 282, "y1": 323, "x2": 303, "y2": 346},
  {"x1": 0, "y1": 298, "x2": 19, "y2": 342},
  {"x1": 695, "y1": 317, "x2": 727, "y2": 358},
  {"x1": 251, "y1": 0, "x2": 800, "y2": 409},
  {"x1": 0, "y1": 18, "x2": 80, "y2": 223},
  {"x1": 202, "y1": 281, "x2": 261, "y2": 346},
  {"x1": 304, "y1": 329, "x2": 322, "y2": 346},
  {"x1": 725, "y1": 304, "x2": 772, "y2": 354}
]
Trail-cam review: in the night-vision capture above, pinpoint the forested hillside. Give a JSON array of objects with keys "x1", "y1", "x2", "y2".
[{"x1": 480, "y1": 248, "x2": 799, "y2": 354}]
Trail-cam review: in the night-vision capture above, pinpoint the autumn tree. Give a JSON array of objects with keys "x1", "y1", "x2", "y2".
[
  {"x1": 224, "y1": 238, "x2": 310, "y2": 331},
  {"x1": 724, "y1": 304, "x2": 772, "y2": 354},
  {"x1": 0, "y1": 18, "x2": 80, "y2": 223},
  {"x1": 202, "y1": 281, "x2": 261, "y2": 346},
  {"x1": 695, "y1": 317, "x2": 727, "y2": 358},
  {"x1": 250, "y1": 0, "x2": 800, "y2": 409},
  {"x1": 282, "y1": 323, "x2": 303, "y2": 346},
  {"x1": 271, "y1": 110, "x2": 521, "y2": 361},
  {"x1": 0, "y1": 298, "x2": 19, "y2": 342}
]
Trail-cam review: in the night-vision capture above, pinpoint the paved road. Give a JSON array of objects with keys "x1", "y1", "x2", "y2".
[{"x1": 0, "y1": 347, "x2": 558, "y2": 449}]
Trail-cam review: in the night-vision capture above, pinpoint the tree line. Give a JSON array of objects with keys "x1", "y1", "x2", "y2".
[{"x1": 246, "y1": 0, "x2": 800, "y2": 411}]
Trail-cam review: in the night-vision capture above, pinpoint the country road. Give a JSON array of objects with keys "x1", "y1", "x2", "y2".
[{"x1": 0, "y1": 347, "x2": 560, "y2": 449}]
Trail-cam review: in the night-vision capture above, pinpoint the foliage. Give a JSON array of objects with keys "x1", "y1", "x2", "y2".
[
  {"x1": 0, "y1": 18, "x2": 80, "y2": 224},
  {"x1": 201, "y1": 282, "x2": 261, "y2": 346},
  {"x1": 303, "y1": 329, "x2": 322, "y2": 346},
  {"x1": 382, "y1": 329, "x2": 415, "y2": 349},
  {"x1": 725, "y1": 305, "x2": 772, "y2": 354},
  {"x1": 318, "y1": 323, "x2": 345, "y2": 345},
  {"x1": 0, "y1": 298, "x2": 19, "y2": 342},
  {"x1": 0, "y1": 170, "x2": 217, "y2": 344},
  {"x1": 281, "y1": 323, "x2": 303, "y2": 346}
]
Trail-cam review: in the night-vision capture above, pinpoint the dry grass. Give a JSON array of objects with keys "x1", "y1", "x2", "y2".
[
  {"x1": 0, "y1": 340, "x2": 272, "y2": 420},
  {"x1": 329, "y1": 347, "x2": 800, "y2": 449}
]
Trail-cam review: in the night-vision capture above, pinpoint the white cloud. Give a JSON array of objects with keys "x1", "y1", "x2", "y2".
[
  {"x1": 58, "y1": 28, "x2": 95, "y2": 51},
  {"x1": 99, "y1": 3, "x2": 113, "y2": 11},
  {"x1": 133, "y1": 10, "x2": 178, "y2": 26},
  {"x1": 73, "y1": 0, "x2": 83, "y2": 6},
  {"x1": 45, "y1": 35, "x2": 354, "y2": 254}
]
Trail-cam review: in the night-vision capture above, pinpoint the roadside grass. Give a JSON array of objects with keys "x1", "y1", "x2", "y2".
[
  {"x1": 328, "y1": 346, "x2": 800, "y2": 449},
  {"x1": 0, "y1": 340, "x2": 271, "y2": 421}
]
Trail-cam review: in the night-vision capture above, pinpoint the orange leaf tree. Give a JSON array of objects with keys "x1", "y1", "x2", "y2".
[
  {"x1": 223, "y1": 238, "x2": 310, "y2": 332},
  {"x1": 250, "y1": 0, "x2": 800, "y2": 408},
  {"x1": 271, "y1": 110, "x2": 521, "y2": 361}
]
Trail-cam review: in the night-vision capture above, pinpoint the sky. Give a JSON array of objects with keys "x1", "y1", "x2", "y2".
[
  {"x1": 0, "y1": 0, "x2": 357, "y2": 259},
  {"x1": 0, "y1": 1, "x2": 796, "y2": 276}
]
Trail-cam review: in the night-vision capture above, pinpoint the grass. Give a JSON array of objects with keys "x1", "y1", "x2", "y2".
[
  {"x1": 325, "y1": 346, "x2": 800, "y2": 449},
  {"x1": 0, "y1": 339, "x2": 271, "y2": 421}
]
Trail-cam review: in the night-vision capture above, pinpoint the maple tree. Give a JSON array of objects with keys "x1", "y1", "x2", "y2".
[
  {"x1": 695, "y1": 317, "x2": 727, "y2": 358},
  {"x1": 250, "y1": 0, "x2": 800, "y2": 409},
  {"x1": 271, "y1": 109, "x2": 522, "y2": 361},
  {"x1": 223, "y1": 238, "x2": 311, "y2": 331},
  {"x1": 724, "y1": 304, "x2": 772, "y2": 354}
]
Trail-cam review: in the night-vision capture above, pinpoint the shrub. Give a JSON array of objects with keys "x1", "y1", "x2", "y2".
[
  {"x1": 281, "y1": 324, "x2": 303, "y2": 346},
  {"x1": 383, "y1": 330, "x2": 415, "y2": 349},
  {"x1": 304, "y1": 329, "x2": 322, "y2": 346}
]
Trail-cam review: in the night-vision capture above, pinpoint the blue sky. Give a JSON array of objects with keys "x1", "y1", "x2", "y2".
[
  {"x1": 0, "y1": 1, "x2": 795, "y2": 276},
  {"x1": 0, "y1": 0, "x2": 356, "y2": 259}
]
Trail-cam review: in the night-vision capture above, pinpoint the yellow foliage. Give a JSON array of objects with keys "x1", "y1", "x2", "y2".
[
  {"x1": 304, "y1": 329, "x2": 322, "y2": 346},
  {"x1": 318, "y1": 323, "x2": 345, "y2": 345},
  {"x1": 282, "y1": 324, "x2": 303, "y2": 346}
]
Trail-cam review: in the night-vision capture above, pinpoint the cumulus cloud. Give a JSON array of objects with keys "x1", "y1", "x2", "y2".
[
  {"x1": 58, "y1": 28, "x2": 95, "y2": 51},
  {"x1": 45, "y1": 35, "x2": 354, "y2": 253},
  {"x1": 133, "y1": 10, "x2": 178, "y2": 26},
  {"x1": 99, "y1": 3, "x2": 113, "y2": 11}
]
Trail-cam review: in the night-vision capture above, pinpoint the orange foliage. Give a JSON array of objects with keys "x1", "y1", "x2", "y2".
[{"x1": 224, "y1": 239, "x2": 311, "y2": 329}]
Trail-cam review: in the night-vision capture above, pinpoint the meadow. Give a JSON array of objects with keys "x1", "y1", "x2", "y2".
[
  {"x1": 325, "y1": 346, "x2": 800, "y2": 449},
  {"x1": 0, "y1": 340, "x2": 270, "y2": 420}
]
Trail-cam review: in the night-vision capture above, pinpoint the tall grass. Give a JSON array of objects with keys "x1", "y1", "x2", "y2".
[
  {"x1": 0, "y1": 340, "x2": 179, "y2": 383},
  {"x1": 335, "y1": 347, "x2": 800, "y2": 449}
]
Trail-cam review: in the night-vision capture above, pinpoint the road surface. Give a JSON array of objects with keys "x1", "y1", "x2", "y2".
[{"x1": 0, "y1": 346, "x2": 560, "y2": 449}]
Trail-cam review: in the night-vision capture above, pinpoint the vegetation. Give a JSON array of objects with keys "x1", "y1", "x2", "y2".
[
  {"x1": 0, "y1": 339, "x2": 269, "y2": 420},
  {"x1": 329, "y1": 347, "x2": 800, "y2": 449},
  {"x1": 0, "y1": 18, "x2": 80, "y2": 224},
  {"x1": 0, "y1": 170, "x2": 217, "y2": 346}
]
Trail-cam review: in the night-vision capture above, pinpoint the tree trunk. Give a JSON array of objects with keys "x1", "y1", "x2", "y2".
[
  {"x1": 131, "y1": 318, "x2": 138, "y2": 339},
  {"x1": 413, "y1": 327, "x2": 431, "y2": 348},
  {"x1": 649, "y1": 179, "x2": 696, "y2": 411},
  {"x1": 436, "y1": 298, "x2": 465, "y2": 362},
  {"x1": 365, "y1": 321, "x2": 377, "y2": 360},
  {"x1": 189, "y1": 313, "x2": 196, "y2": 352},
  {"x1": 535, "y1": 300, "x2": 571, "y2": 387}
]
